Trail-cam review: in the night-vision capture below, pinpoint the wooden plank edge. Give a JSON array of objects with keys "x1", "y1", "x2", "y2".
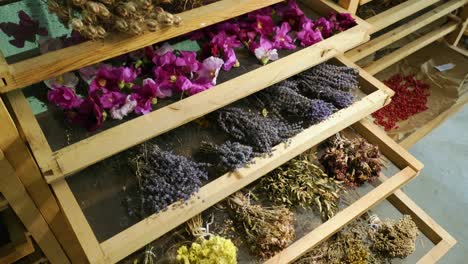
[
  {"x1": 265, "y1": 167, "x2": 418, "y2": 264},
  {"x1": 0, "y1": 150, "x2": 70, "y2": 264},
  {"x1": 366, "y1": 0, "x2": 440, "y2": 34},
  {"x1": 314, "y1": 0, "x2": 371, "y2": 31},
  {"x1": 44, "y1": 25, "x2": 369, "y2": 183},
  {"x1": 6, "y1": 90, "x2": 54, "y2": 173},
  {"x1": 360, "y1": 0, "x2": 374, "y2": 5},
  {"x1": 337, "y1": 0, "x2": 360, "y2": 14},
  {"x1": 51, "y1": 180, "x2": 107, "y2": 264},
  {"x1": 0, "y1": 51, "x2": 15, "y2": 89},
  {"x1": 1, "y1": 0, "x2": 285, "y2": 93},
  {"x1": 364, "y1": 22, "x2": 459, "y2": 75},
  {"x1": 98, "y1": 91, "x2": 388, "y2": 263},
  {"x1": 346, "y1": 0, "x2": 468, "y2": 62},
  {"x1": 399, "y1": 93, "x2": 468, "y2": 149}
]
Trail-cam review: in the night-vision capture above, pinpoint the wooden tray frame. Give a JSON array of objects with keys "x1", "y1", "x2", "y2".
[
  {"x1": 266, "y1": 187, "x2": 456, "y2": 263},
  {"x1": 46, "y1": 58, "x2": 395, "y2": 263},
  {"x1": 0, "y1": 0, "x2": 286, "y2": 93},
  {"x1": 5, "y1": 0, "x2": 372, "y2": 185},
  {"x1": 335, "y1": 0, "x2": 443, "y2": 33},
  {"x1": 50, "y1": 117, "x2": 423, "y2": 264}
]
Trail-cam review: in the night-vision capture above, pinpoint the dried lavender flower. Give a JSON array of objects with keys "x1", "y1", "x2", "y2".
[
  {"x1": 216, "y1": 107, "x2": 302, "y2": 153},
  {"x1": 198, "y1": 141, "x2": 256, "y2": 171},
  {"x1": 228, "y1": 192, "x2": 295, "y2": 259},
  {"x1": 261, "y1": 154, "x2": 342, "y2": 220},
  {"x1": 297, "y1": 81, "x2": 354, "y2": 109},
  {"x1": 254, "y1": 80, "x2": 336, "y2": 124},
  {"x1": 131, "y1": 145, "x2": 208, "y2": 215},
  {"x1": 298, "y1": 63, "x2": 360, "y2": 92}
]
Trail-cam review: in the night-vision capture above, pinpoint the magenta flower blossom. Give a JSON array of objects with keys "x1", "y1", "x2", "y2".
[
  {"x1": 48, "y1": 86, "x2": 83, "y2": 110},
  {"x1": 253, "y1": 15, "x2": 275, "y2": 36},
  {"x1": 254, "y1": 37, "x2": 279, "y2": 65},
  {"x1": 332, "y1": 13, "x2": 357, "y2": 31},
  {"x1": 273, "y1": 22, "x2": 296, "y2": 50},
  {"x1": 297, "y1": 18, "x2": 323, "y2": 47},
  {"x1": 67, "y1": 97, "x2": 103, "y2": 132},
  {"x1": 90, "y1": 66, "x2": 137, "y2": 93},
  {"x1": 314, "y1": 17, "x2": 333, "y2": 38},
  {"x1": 110, "y1": 95, "x2": 137, "y2": 120},
  {"x1": 44, "y1": 72, "x2": 79, "y2": 90},
  {"x1": 96, "y1": 89, "x2": 126, "y2": 109},
  {"x1": 197, "y1": 56, "x2": 224, "y2": 85},
  {"x1": 188, "y1": 82, "x2": 213, "y2": 95},
  {"x1": 176, "y1": 51, "x2": 201, "y2": 72},
  {"x1": 211, "y1": 31, "x2": 241, "y2": 70},
  {"x1": 79, "y1": 64, "x2": 101, "y2": 83},
  {"x1": 276, "y1": 0, "x2": 305, "y2": 30}
]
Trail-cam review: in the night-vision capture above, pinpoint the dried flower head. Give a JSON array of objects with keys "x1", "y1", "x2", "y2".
[
  {"x1": 197, "y1": 141, "x2": 256, "y2": 171},
  {"x1": 228, "y1": 192, "x2": 295, "y2": 259}
]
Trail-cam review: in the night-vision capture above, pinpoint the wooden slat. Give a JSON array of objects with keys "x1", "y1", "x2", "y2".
[
  {"x1": 347, "y1": 0, "x2": 468, "y2": 62},
  {"x1": 360, "y1": 0, "x2": 373, "y2": 5},
  {"x1": 52, "y1": 180, "x2": 108, "y2": 264},
  {"x1": 0, "y1": 51, "x2": 13, "y2": 89},
  {"x1": 40, "y1": 23, "x2": 370, "y2": 183},
  {"x1": 338, "y1": 0, "x2": 360, "y2": 14},
  {"x1": 400, "y1": 93, "x2": 468, "y2": 149},
  {"x1": 0, "y1": 150, "x2": 70, "y2": 264},
  {"x1": 99, "y1": 88, "x2": 389, "y2": 263},
  {"x1": 364, "y1": 22, "x2": 459, "y2": 75},
  {"x1": 265, "y1": 167, "x2": 418, "y2": 264},
  {"x1": 0, "y1": 234, "x2": 35, "y2": 264},
  {"x1": 366, "y1": 0, "x2": 440, "y2": 34},
  {"x1": 0, "y1": 0, "x2": 285, "y2": 93},
  {"x1": 446, "y1": 5, "x2": 468, "y2": 45}
]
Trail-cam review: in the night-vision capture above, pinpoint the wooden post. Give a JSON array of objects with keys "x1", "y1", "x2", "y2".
[
  {"x1": 0, "y1": 97, "x2": 88, "y2": 263},
  {"x1": 0, "y1": 149, "x2": 69, "y2": 264},
  {"x1": 338, "y1": 0, "x2": 360, "y2": 14}
]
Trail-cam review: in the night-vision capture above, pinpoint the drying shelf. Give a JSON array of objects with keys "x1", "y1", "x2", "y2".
[
  {"x1": 6, "y1": 0, "x2": 372, "y2": 185},
  {"x1": 104, "y1": 119, "x2": 422, "y2": 264},
  {"x1": 0, "y1": 0, "x2": 286, "y2": 93},
  {"x1": 47, "y1": 56, "x2": 394, "y2": 263},
  {"x1": 267, "y1": 188, "x2": 455, "y2": 263}
]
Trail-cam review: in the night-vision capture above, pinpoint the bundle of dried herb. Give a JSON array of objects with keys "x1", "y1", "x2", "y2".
[
  {"x1": 197, "y1": 141, "x2": 256, "y2": 171},
  {"x1": 48, "y1": 0, "x2": 182, "y2": 39},
  {"x1": 228, "y1": 192, "x2": 295, "y2": 259},
  {"x1": 372, "y1": 215, "x2": 419, "y2": 258},
  {"x1": 129, "y1": 145, "x2": 208, "y2": 216},
  {"x1": 260, "y1": 154, "x2": 342, "y2": 220},
  {"x1": 176, "y1": 235, "x2": 237, "y2": 264},
  {"x1": 319, "y1": 133, "x2": 382, "y2": 187},
  {"x1": 216, "y1": 107, "x2": 302, "y2": 153}
]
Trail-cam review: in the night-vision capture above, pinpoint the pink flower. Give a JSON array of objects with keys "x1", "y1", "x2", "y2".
[
  {"x1": 297, "y1": 18, "x2": 323, "y2": 47},
  {"x1": 47, "y1": 86, "x2": 83, "y2": 110},
  {"x1": 273, "y1": 22, "x2": 296, "y2": 50},
  {"x1": 197, "y1": 56, "x2": 224, "y2": 85},
  {"x1": 189, "y1": 82, "x2": 213, "y2": 95},
  {"x1": 132, "y1": 78, "x2": 170, "y2": 114},
  {"x1": 96, "y1": 89, "x2": 126, "y2": 109},
  {"x1": 276, "y1": 0, "x2": 305, "y2": 30},
  {"x1": 90, "y1": 66, "x2": 137, "y2": 93},
  {"x1": 67, "y1": 97, "x2": 103, "y2": 131},
  {"x1": 253, "y1": 15, "x2": 275, "y2": 36},
  {"x1": 176, "y1": 51, "x2": 201, "y2": 72},
  {"x1": 44, "y1": 72, "x2": 79, "y2": 89},
  {"x1": 314, "y1": 17, "x2": 333, "y2": 38},
  {"x1": 254, "y1": 37, "x2": 279, "y2": 65},
  {"x1": 110, "y1": 95, "x2": 137, "y2": 120},
  {"x1": 210, "y1": 31, "x2": 241, "y2": 71}
]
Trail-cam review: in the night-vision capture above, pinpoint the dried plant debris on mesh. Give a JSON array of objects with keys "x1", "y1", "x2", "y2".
[
  {"x1": 295, "y1": 214, "x2": 419, "y2": 264},
  {"x1": 228, "y1": 192, "x2": 295, "y2": 259},
  {"x1": 260, "y1": 151, "x2": 343, "y2": 221},
  {"x1": 128, "y1": 144, "x2": 208, "y2": 216},
  {"x1": 319, "y1": 133, "x2": 382, "y2": 188}
]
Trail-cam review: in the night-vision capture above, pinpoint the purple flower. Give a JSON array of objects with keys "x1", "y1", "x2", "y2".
[
  {"x1": 215, "y1": 22, "x2": 241, "y2": 36},
  {"x1": 297, "y1": 18, "x2": 323, "y2": 47},
  {"x1": 253, "y1": 15, "x2": 275, "y2": 36},
  {"x1": 47, "y1": 86, "x2": 83, "y2": 110},
  {"x1": 273, "y1": 22, "x2": 296, "y2": 50},
  {"x1": 110, "y1": 95, "x2": 137, "y2": 120},
  {"x1": 210, "y1": 31, "x2": 241, "y2": 71},
  {"x1": 334, "y1": 13, "x2": 357, "y2": 31},
  {"x1": 67, "y1": 97, "x2": 103, "y2": 131},
  {"x1": 44, "y1": 72, "x2": 79, "y2": 90},
  {"x1": 189, "y1": 82, "x2": 213, "y2": 95},
  {"x1": 132, "y1": 78, "x2": 170, "y2": 114},
  {"x1": 197, "y1": 56, "x2": 224, "y2": 85},
  {"x1": 90, "y1": 66, "x2": 137, "y2": 93},
  {"x1": 176, "y1": 51, "x2": 201, "y2": 72},
  {"x1": 79, "y1": 64, "x2": 102, "y2": 83},
  {"x1": 96, "y1": 89, "x2": 126, "y2": 109},
  {"x1": 313, "y1": 17, "x2": 334, "y2": 38},
  {"x1": 254, "y1": 37, "x2": 279, "y2": 65},
  {"x1": 276, "y1": 0, "x2": 305, "y2": 30}
]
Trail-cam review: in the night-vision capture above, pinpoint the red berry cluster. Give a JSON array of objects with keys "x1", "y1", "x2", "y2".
[{"x1": 372, "y1": 74, "x2": 430, "y2": 131}]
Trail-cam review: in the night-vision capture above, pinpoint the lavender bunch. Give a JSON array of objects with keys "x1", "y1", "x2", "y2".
[
  {"x1": 198, "y1": 141, "x2": 256, "y2": 171},
  {"x1": 297, "y1": 81, "x2": 354, "y2": 109},
  {"x1": 254, "y1": 80, "x2": 336, "y2": 124},
  {"x1": 300, "y1": 63, "x2": 360, "y2": 91},
  {"x1": 216, "y1": 107, "x2": 302, "y2": 153},
  {"x1": 135, "y1": 146, "x2": 208, "y2": 215}
]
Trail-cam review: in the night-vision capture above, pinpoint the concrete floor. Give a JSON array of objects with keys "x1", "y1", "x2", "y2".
[{"x1": 402, "y1": 105, "x2": 468, "y2": 263}]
